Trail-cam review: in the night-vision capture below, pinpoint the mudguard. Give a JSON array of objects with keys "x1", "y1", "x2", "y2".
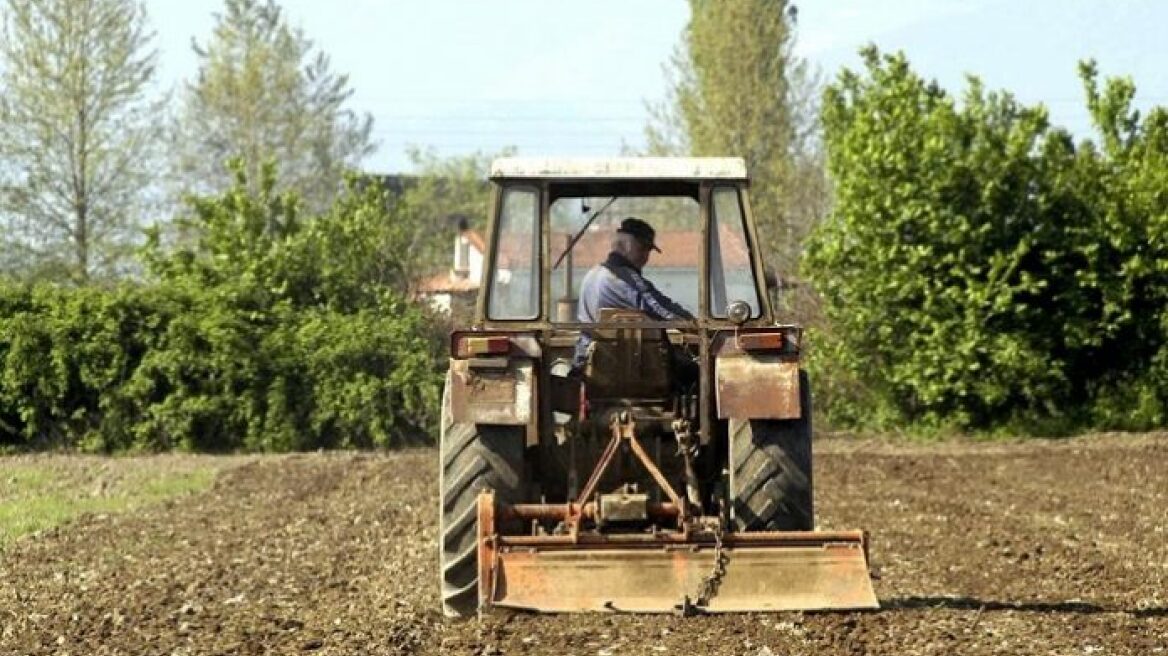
[
  {"x1": 448, "y1": 357, "x2": 536, "y2": 432},
  {"x1": 714, "y1": 330, "x2": 802, "y2": 420}
]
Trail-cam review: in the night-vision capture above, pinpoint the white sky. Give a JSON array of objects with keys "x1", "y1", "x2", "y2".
[{"x1": 144, "y1": 0, "x2": 1168, "y2": 173}]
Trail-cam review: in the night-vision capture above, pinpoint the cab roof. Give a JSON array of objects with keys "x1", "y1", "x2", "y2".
[{"x1": 489, "y1": 157, "x2": 748, "y2": 181}]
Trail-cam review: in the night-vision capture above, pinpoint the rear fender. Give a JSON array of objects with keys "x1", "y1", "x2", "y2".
[
  {"x1": 448, "y1": 332, "x2": 540, "y2": 443},
  {"x1": 713, "y1": 328, "x2": 803, "y2": 421}
]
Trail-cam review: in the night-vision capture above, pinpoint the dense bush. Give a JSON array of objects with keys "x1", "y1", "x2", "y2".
[
  {"x1": 0, "y1": 166, "x2": 443, "y2": 452},
  {"x1": 805, "y1": 48, "x2": 1168, "y2": 433}
]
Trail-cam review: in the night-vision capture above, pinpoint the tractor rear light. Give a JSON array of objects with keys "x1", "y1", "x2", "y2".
[
  {"x1": 737, "y1": 332, "x2": 784, "y2": 352},
  {"x1": 454, "y1": 335, "x2": 511, "y2": 358}
]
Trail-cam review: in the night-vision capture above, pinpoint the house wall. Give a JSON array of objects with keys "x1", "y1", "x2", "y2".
[{"x1": 453, "y1": 233, "x2": 485, "y2": 284}]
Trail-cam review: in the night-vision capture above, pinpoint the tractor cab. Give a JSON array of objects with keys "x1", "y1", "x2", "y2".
[{"x1": 482, "y1": 158, "x2": 766, "y2": 325}]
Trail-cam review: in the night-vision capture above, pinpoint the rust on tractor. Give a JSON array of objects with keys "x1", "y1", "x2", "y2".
[
  {"x1": 477, "y1": 490, "x2": 498, "y2": 611},
  {"x1": 714, "y1": 356, "x2": 801, "y2": 420},
  {"x1": 713, "y1": 329, "x2": 802, "y2": 420},
  {"x1": 485, "y1": 540, "x2": 877, "y2": 613},
  {"x1": 501, "y1": 501, "x2": 682, "y2": 523},
  {"x1": 568, "y1": 413, "x2": 688, "y2": 531},
  {"x1": 477, "y1": 491, "x2": 878, "y2": 613},
  {"x1": 449, "y1": 358, "x2": 535, "y2": 427}
]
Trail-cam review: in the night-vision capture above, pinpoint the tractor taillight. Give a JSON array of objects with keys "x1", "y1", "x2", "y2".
[
  {"x1": 737, "y1": 332, "x2": 784, "y2": 352},
  {"x1": 455, "y1": 335, "x2": 511, "y2": 358}
]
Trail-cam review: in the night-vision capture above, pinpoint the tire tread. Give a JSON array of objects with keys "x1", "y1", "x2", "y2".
[
  {"x1": 439, "y1": 378, "x2": 523, "y2": 618},
  {"x1": 728, "y1": 370, "x2": 814, "y2": 532}
]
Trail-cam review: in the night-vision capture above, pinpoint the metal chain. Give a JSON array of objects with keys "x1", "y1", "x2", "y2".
[{"x1": 695, "y1": 521, "x2": 728, "y2": 608}]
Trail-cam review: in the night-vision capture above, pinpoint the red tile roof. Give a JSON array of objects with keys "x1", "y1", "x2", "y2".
[
  {"x1": 464, "y1": 230, "x2": 486, "y2": 253},
  {"x1": 417, "y1": 272, "x2": 480, "y2": 294}
]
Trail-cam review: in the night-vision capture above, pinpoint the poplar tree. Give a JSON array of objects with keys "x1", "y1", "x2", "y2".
[
  {"x1": 646, "y1": 0, "x2": 822, "y2": 277},
  {"x1": 0, "y1": 0, "x2": 164, "y2": 282},
  {"x1": 171, "y1": 0, "x2": 374, "y2": 212}
]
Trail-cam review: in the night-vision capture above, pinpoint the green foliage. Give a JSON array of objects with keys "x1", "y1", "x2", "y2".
[
  {"x1": 0, "y1": 0, "x2": 164, "y2": 282},
  {"x1": 0, "y1": 165, "x2": 443, "y2": 452},
  {"x1": 1073, "y1": 62, "x2": 1168, "y2": 430},
  {"x1": 647, "y1": 0, "x2": 824, "y2": 279},
  {"x1": 395, "y1": 147, "x2": 506, "y2": 288},
  {"x1": 170, "y1": 0, "x2": 373, "y2": 212},
  {"x1": 806, "y1": 48, "x2": 1168, "y2": 433}
]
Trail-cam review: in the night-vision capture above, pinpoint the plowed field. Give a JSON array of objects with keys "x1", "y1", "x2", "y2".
[{"x1": 2, "y1": 434, "x2": 1166, "y2": 655}]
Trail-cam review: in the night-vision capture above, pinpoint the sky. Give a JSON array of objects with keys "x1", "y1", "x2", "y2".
[{"x1": 146, "y1": 0, "x2": 1168, "y2": 174}]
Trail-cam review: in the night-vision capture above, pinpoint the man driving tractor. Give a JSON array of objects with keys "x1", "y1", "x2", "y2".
[
  {"x1": 577, "y1": 217, "x2": 695, "y2": 323},
  {"x1": 573, "y1": 217, "x2": 696, "y2": 375}
]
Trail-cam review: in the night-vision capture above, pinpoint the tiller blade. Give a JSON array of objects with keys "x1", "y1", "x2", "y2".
[{"x1": 477, "y1": 491, "x2": 879, "y2": 614}]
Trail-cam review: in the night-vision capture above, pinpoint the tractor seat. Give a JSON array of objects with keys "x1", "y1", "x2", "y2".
[{"x1": 583, "y1": 309, "x2": 673, "y2": 401}]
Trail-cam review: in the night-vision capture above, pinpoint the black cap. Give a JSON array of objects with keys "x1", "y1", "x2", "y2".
[{"x1": 617, "y1": 217, "x2": 661, "y2": 253}]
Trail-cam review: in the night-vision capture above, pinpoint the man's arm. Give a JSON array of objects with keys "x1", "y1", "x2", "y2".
[{"x1": 632, "y1": 272, "x2": 695, "y2": 320}]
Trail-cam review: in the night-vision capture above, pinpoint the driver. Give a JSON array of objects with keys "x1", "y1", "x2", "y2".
[
  {"x1": 574, "y1": 217, "x2": 694, "y2": 368},
  {"x1": 578, "y1": 217, "x2": 694, "y2": 323}
]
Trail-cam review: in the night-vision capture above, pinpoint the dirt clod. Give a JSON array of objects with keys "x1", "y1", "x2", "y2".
[{"x1": 2, "y1": 435, "x2": 1167, "y2": 654}]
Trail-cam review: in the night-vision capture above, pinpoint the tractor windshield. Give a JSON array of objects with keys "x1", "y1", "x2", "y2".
[{"x1": 550, "y1": 192, "x2": 701, "y2": 322}]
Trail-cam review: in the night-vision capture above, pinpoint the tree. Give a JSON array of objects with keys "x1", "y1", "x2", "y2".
[
  {"x1": 0, "y1": 0, "x2": 164, "y2": 283},
  {"x1": 807, "y1": 48, "x2": 1062, "y2": 429},
  {"x1": 0, "y1": 167, "x2": 446, "y2": 453},
  {"x1": 1072, "y1": 61, "x2": 1168, "y2": 429},
  {"x1": 804, "y1": 48, "x2": 1168, "y2": 433},
  {"x1": 646, "y1": 0, "x2": 823, "y2": 279},
  {"x1": 136, "y1": 163, "x2": 443, "y2": 451},
  {"x1": 391, "y1": 147, "x2": 507, "y2": 291},
  {"x1": 170, "y1": 0, "x2": 374, "y2": 212}
]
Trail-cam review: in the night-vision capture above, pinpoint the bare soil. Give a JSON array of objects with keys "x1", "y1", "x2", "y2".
[{"x1": 1, "y1": 434, "x2": 1166, "y2": 655}]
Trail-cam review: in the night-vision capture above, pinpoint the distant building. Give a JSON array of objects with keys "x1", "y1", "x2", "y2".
[{"x1": 416, "y1": 217, "x2": 486, "y2": 314}]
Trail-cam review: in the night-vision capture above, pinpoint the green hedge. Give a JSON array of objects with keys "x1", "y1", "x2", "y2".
[
  {"x1": 0, "y1": 166, "x2": 444, "y2": 452},
  {"x1": 0, "y1": 285, "x2": 439, "y2": 452}
]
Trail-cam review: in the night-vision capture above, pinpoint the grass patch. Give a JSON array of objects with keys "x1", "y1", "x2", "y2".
[{"x1": 0, "y1": 456, "x2": 234, "y2": 549}]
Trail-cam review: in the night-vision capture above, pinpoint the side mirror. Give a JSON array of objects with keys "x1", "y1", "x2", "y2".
[
  {"x1": 764, "y1": 267, "x2": 779, "y2": 290},
  {"x1": 764, "y1": 268, "x2": 801, "y2": 291}
]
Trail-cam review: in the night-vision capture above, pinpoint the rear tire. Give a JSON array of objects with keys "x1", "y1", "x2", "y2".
[
  {"x1": 439, "y1": 376, "x2": 524, "y2": 618},
  {"x1": 728, "y1": 369, "x2": 814, "y2": 531}
]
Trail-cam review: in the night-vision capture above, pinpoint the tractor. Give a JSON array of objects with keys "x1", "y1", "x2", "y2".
[{"x1": 439, "y1": 157, "x2": 877, "y2": 616}]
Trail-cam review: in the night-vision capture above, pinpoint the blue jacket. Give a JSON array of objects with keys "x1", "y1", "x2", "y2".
[
  {"x1": 574, "y1": 252, "x2": 694, "y2": 365},
  {"x1": 578, "y1": 252, "x2": 695, "y2": 322}
]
